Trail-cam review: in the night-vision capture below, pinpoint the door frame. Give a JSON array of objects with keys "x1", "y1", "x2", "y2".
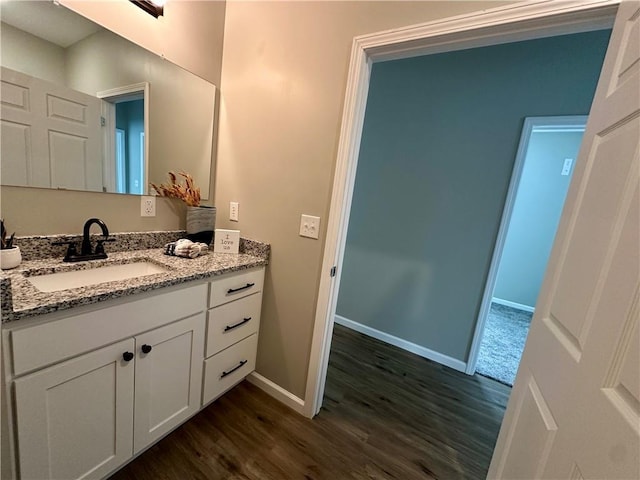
[
  {"x1": 303, "y1": 0, "x2": 619, "y2": 418},
  {"x1": 465, "y1": 115, "x2": 588, "y2": 376}
]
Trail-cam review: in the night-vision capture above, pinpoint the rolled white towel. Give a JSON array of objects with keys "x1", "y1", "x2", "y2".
[{"x1": 164, "y1": 239, "x2": 210, "y2": 258}]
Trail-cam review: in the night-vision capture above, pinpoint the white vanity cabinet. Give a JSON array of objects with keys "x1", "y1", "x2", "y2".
[
  {"x1": 202, "y1": 267, "x2": 264, "y2": 405},
  {"x1": 2, "y1": 265, "x2": 266, "y2": 480},
  {"x1": 3, "y1": 283, "x2": 207, "y2": 480}
]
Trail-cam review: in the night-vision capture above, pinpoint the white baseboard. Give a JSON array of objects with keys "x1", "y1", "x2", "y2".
[
  {"x1": 246, "y1": 372, "x2": 305, "y2": 416},
  {"x1": 491, "y1": 297, "x2": 535, "y2": 313},
  {"x1": 334, "y1": 315, "x2": 467, "y2": 373}
]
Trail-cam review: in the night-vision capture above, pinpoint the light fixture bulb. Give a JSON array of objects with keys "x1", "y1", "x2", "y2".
[{"x1": 130, "y1": 0, "x2": 164, "y2": 17}]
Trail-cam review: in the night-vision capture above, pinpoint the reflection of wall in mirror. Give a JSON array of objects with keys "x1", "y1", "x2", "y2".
[
  {"x1": 0, "y1": 22, "x2": 65, "y2": 85},
  {"x1": 65, "y1": 30, "x2": 215, "y2": 200},
  {"x1": 0, "y1": 20, "x2": 215, "y2": 199}
]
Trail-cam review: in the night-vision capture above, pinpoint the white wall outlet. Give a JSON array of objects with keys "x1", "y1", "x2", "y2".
[
  {"x1": 300, "y1": 214, "x2": 320, "y2": 239},
  {"x1": 230, "y1": 201, "x2": 239, "y2": 222},
  {"x1": 141, "y1": 196, "x2": 156, "y2": 217}
]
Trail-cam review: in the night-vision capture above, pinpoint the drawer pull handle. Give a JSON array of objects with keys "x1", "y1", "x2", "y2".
[
  {"x1": 220, "y1": 360, "x2": 248, "y2": 378},
  {"x1": 227, "y1": 283, "x2": 255, "y2": 294},
  {"x1": 141, "y1": 344, "x2": 153, "y2": 354},
  {"x1": 224, "y1": 317, "x2": 251, "y2": 332},
  {"x1": 122, "y1": 352, "x2": 134, "y2": 362}
]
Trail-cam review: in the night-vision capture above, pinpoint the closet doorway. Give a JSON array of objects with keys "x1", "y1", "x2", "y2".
[{"x1": 471, "y1": 116, "x2": 587, "y2": 385}]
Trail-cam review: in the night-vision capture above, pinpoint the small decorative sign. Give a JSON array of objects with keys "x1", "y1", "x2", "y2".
[{"x1": 214, "y1": 229, "x2": 240, "y2": 254}]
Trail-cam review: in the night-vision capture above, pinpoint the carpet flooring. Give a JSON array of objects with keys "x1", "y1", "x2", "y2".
[{"x1": 476, "y1": 302, "x2": 533, "y2": 386}]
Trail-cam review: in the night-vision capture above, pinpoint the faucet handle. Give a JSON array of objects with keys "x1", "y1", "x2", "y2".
[
  {"x1": 94, "y1": 237, "x2": 116, "y2": 255},
  {"x1": 52, "y1": 240, "x2": 78, "y2": 261}
]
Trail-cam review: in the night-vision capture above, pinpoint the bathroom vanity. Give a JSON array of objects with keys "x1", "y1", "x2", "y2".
[{"x1": 0, "y1": 233, "x2": 268, "y2": 479}]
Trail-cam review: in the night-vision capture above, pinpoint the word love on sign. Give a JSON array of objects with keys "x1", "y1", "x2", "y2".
[{"x1": 214, "y1": 229, "x2": 240, "y2": 254}]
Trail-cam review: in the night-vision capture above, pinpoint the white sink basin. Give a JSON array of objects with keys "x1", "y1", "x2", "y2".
[{"x1": 27, "y1": 261, "x2": 168, "y2": 293}]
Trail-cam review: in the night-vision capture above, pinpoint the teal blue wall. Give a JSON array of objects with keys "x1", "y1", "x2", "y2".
[
  {"x1": 336, "y1": 29, "x2": 611, "y2": 362},
  {"x1": 115, "y1": 99, "x2": 144, "y2": 194},
  {"x1": 493, "y1": 129, "x2": 584, "y2": 309}
]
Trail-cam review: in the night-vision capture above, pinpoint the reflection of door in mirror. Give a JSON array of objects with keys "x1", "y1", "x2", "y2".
[
  {"x1": 1, "y1": 1, "x2": 216, "y2": 198},
  {"x1": 98, "y1": 83, "x2": 149, "y2": 195},
  {"x1": 1, "y1": 67, "x2": 103, "y2": 191}
]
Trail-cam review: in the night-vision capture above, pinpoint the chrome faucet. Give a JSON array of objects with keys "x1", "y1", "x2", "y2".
[{"x1": 53, "y1": 218, "x2": 115, "y2": 262}]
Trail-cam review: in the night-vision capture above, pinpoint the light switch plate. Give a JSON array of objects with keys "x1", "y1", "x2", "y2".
[
  {"x1": 561, "y1": 158, "x2": 573, "y2": 176},
  {"x1": 300, "y1": 214, "x2": 320, "y2": 239}
]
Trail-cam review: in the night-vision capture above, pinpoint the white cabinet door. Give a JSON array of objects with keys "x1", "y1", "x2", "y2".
[
  {"x1": 133, "y1": 313, "x2": 205, "y2": 454},
  {"x1": 14, "y1": 338, "x2": 135, "y2": 480}
]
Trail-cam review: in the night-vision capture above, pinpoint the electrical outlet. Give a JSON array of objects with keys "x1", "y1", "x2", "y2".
[
  {"x1": 141, "y1": 196, "x2": 156, "y2": 217},
  {"x1": 230, "y1": 201, "x2": 239, "y2": 222},
  {"x1": 300, "y1": 214, "x2": 320, "y2": 239}
]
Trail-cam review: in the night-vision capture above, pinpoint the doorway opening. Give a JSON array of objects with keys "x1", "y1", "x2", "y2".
[
  {"x1": 304, "y1": 0, "x2": 618, "y2": 422},
  {"x1": 97, "y1": 82, "x2": 149, "y2": 195},
  {"x1": 473, "y1": 116, "x2": 587, "y2": 386}
]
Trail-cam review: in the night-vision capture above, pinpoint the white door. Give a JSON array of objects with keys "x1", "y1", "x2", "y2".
[
  {"x1": 488, "y1": 2, "x2": 639, "y2": 479},
  {"x1": 133, "y1": 313, "x2": 205, "y2": 454},
  {"x1": 0, "y1": 67, "x2": 103, "y2": 191},
  {"x1": 13, "y1": 339, "x2": 135, "y2": 480}
]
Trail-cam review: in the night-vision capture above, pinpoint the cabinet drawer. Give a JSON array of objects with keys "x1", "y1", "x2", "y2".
[
  {"x1": 10, "y1": 283, "x2": 207, "y2": 377},
  {"x1": 209, "y1": 267, "x2": 264, "y2": 308},
  {"x1": 202, "y1": 333, "x2": 257, "y2": 405},
  {"x1": 206, "y1": 293, "x2": 262, "y2": 357}
]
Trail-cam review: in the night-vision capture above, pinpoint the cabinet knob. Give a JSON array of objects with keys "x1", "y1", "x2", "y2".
[
  {"x1": 122, "y1": 351, "x2": 134, "y2": 362},
  {"x1": 141, "y1": 344, "x2": 152, "y2": 354}
]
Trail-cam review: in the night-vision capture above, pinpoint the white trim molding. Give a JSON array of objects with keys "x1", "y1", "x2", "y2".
[
  {"x1": 335, "y1": 316, "x2": 467, "y2": 373},
  {"x1": 492, "y1": 297, "x2": 536, "y2": 313},
  {"x1": 246, "y1": 372, "x2": 305, "y2": 416},
  {"x1": 304, "y1": 0, "x2": 619, "y2": 418}
]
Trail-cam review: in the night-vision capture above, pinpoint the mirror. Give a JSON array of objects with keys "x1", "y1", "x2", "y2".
[{"x1": 0, "y1": 0, "x2": 216, "y2": 198}]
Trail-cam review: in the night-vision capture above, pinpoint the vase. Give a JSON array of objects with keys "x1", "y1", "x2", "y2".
[
  {"x1": 186, "y1": 206, "x2": 216, "y2": 245},
  {"x1": 1, "y1": 246, "x2": 22, "y2": 270}
]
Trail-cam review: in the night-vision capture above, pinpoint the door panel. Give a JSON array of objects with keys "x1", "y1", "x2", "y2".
[
  {"x1": 13, "y1": 339, "x2": 135, "y2": 480},
  {"x1": 550, "y1": 116, "x2": 639, "y2": 346},
  {"x1": 500, "y1": 378, "x2": 557, "y2": 480},
  {"x1": 488, "y1": 2, "x2": 640, "y2": 478},
  {"x1": 0, "y1": 122, "x2": 30, "y2": 185},
  {"x1": 133, "y1": 313, "x2": 205, "y2": 454}
]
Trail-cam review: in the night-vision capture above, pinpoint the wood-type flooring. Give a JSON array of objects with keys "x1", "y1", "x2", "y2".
[{"x1": 109, "y1": 324, "x2": 511, "y2": 480}]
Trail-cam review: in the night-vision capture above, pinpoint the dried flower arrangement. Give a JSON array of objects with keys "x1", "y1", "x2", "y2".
[
  {"x1": 1, "y1": 219, "x2": 15, "y2": 250},
  {"x1": 150, "y1": 171, "x2": 201, "y2": 207}
]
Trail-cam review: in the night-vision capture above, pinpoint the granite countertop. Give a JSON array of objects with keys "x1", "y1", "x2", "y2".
[{"x1": 1, "y1": 233, "x2": 269, "y2": 324}]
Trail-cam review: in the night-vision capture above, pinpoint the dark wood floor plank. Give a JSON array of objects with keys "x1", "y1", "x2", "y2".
[{"x1": 109, "y1": 324, "x2": 510, "y2": 480}]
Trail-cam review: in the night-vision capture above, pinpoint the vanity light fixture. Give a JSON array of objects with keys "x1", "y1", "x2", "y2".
[{"x1": 130, "y1": 0, "x2": 165, "y2": 18}]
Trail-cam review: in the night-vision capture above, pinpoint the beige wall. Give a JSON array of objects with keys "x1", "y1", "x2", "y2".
[
  {"x1": 214, "y1": 1, "x2": 509, "y2": 399},
  {"x1": 3, "y1": 186, "x2": 185, "y2": 236},
  {"x1": 0, "y1": 0, "x2": 225, "y2": 236}
]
